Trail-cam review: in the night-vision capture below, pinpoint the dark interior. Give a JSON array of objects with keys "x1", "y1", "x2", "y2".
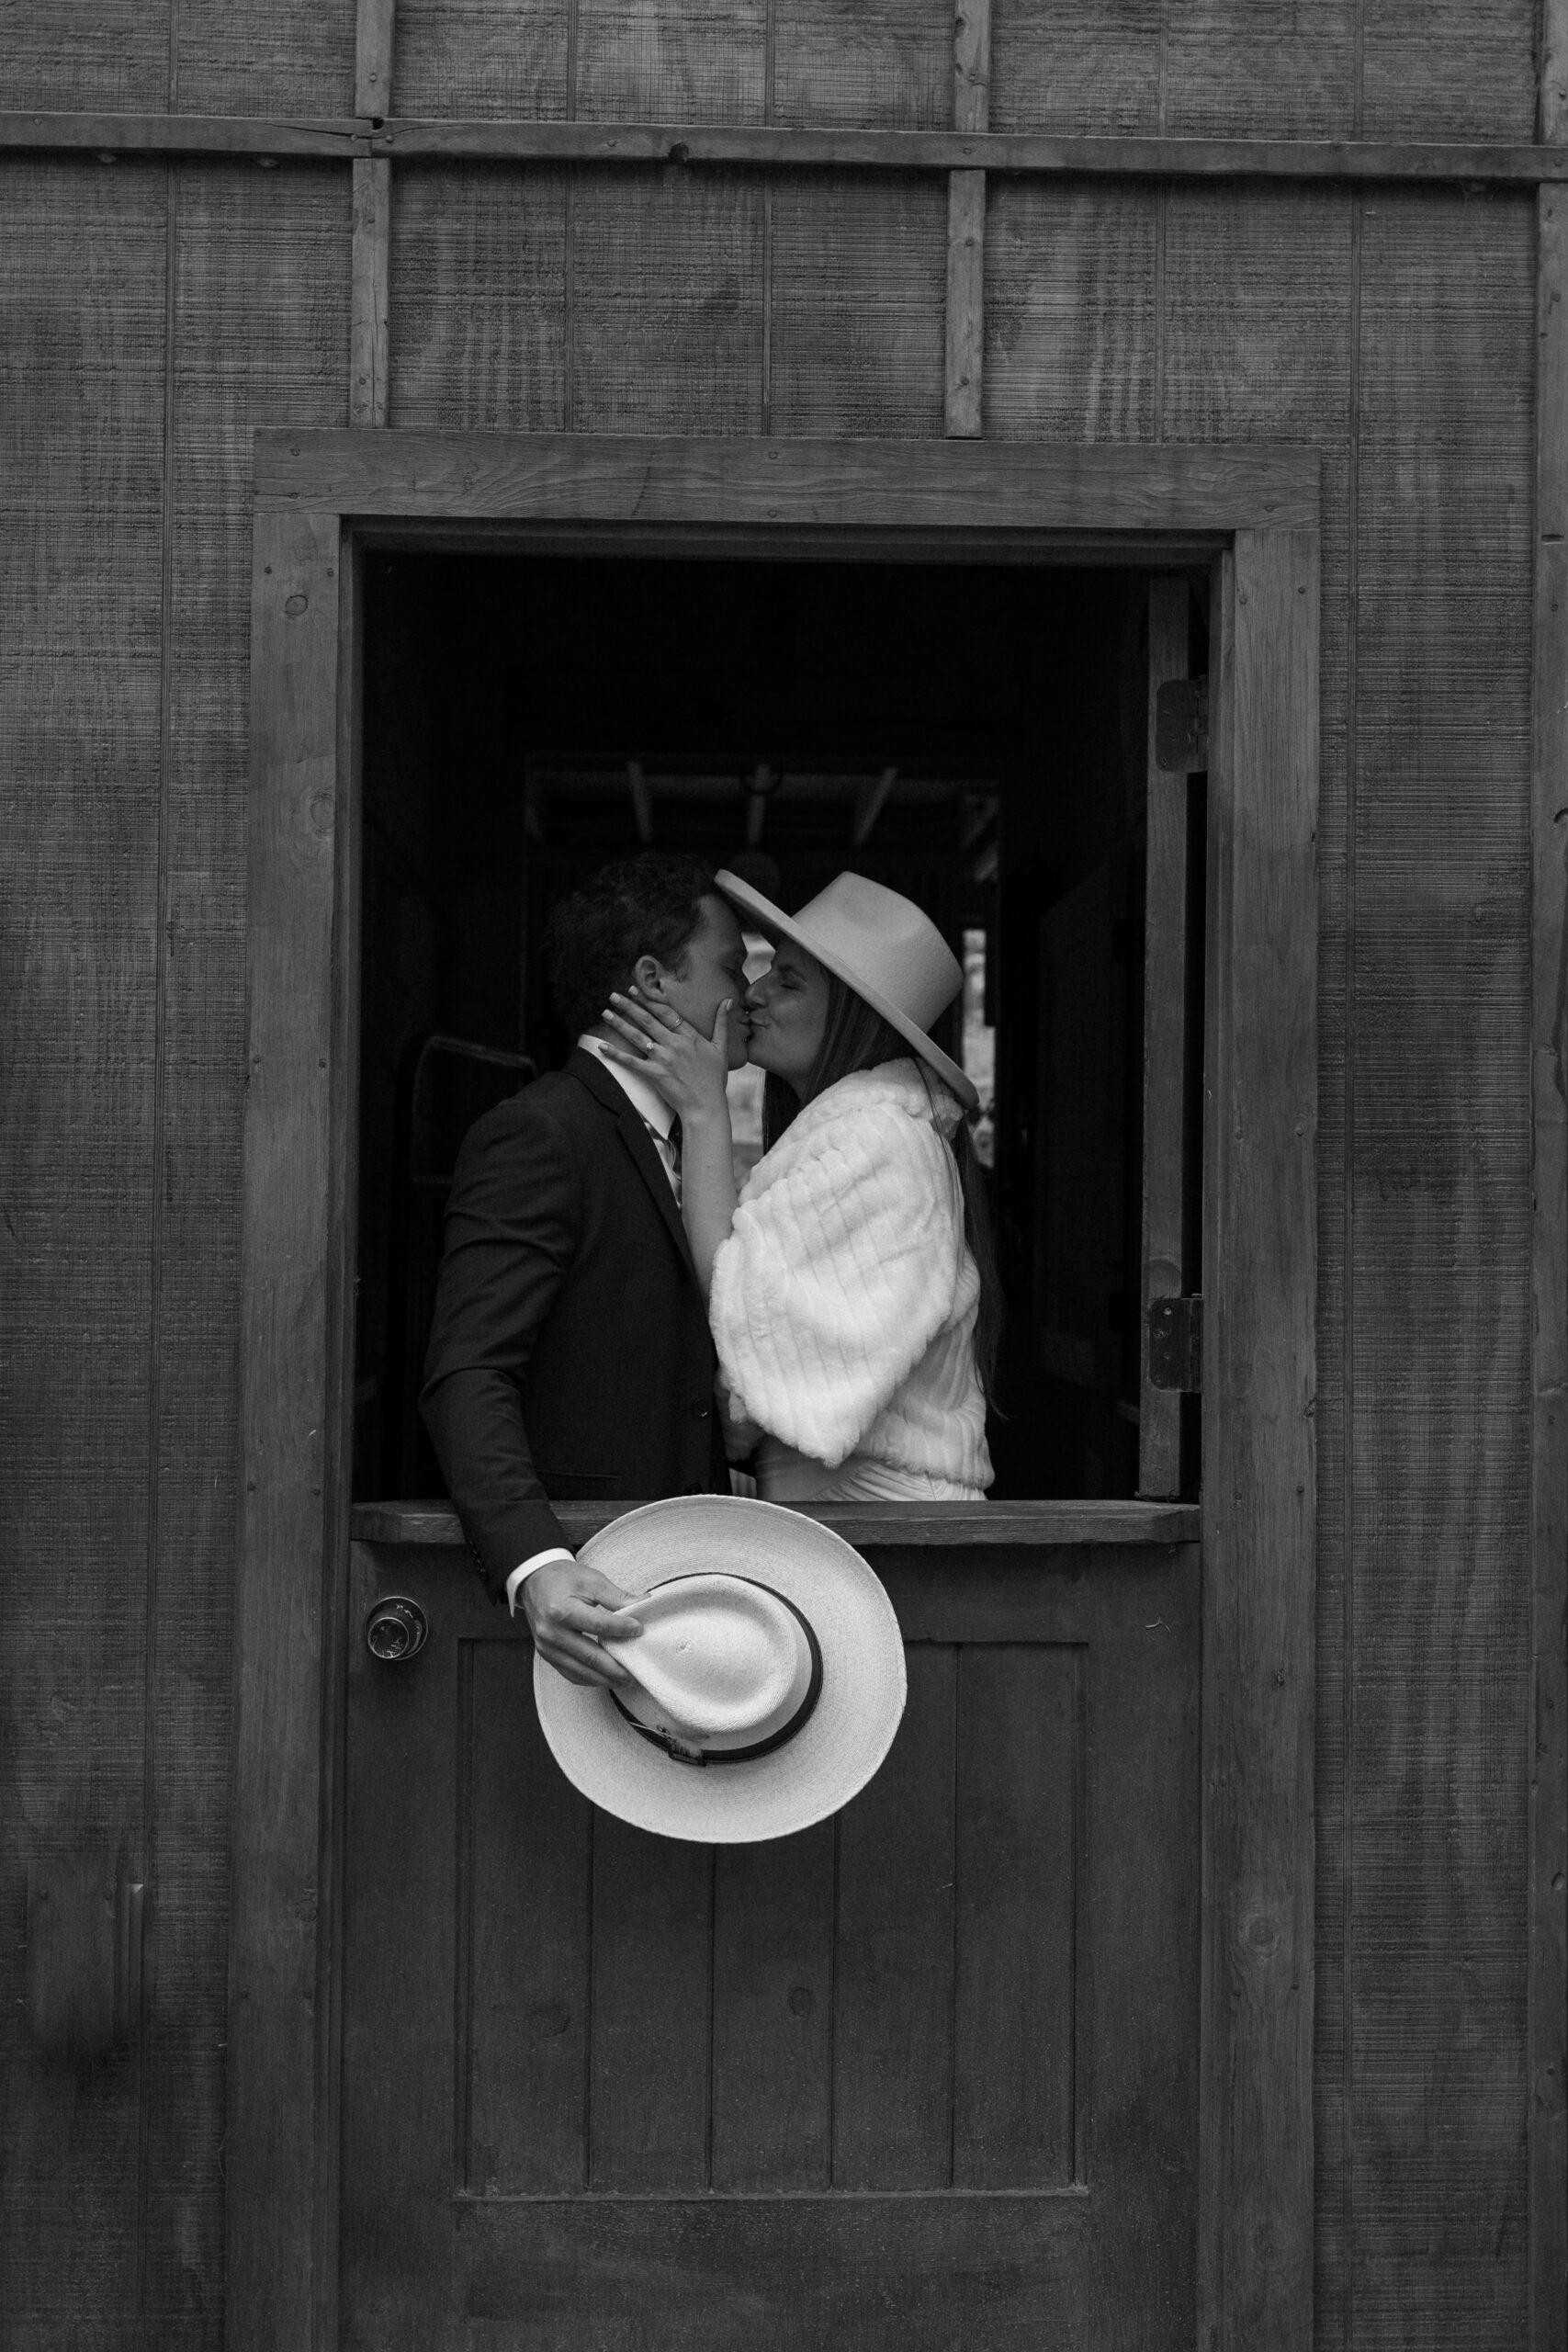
[{"x1": 355, "y1": 552, "x2": 1205, "y2": 1504}]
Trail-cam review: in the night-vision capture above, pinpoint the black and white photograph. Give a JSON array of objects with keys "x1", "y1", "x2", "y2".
[{"x1": 3, "y1": 6, "x2": 1562, "y2": 2347}]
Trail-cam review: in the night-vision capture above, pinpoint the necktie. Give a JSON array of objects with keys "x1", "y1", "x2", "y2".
[{"x1": 665, "y1": 1115, "x2": 682, "y2": 1205}]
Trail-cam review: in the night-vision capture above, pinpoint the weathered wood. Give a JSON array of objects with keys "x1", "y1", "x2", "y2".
[
  {"x1": 1533, "y1": 36, "x2": 1568, "y2": 2328},
  {"x1": 952, "y1": 1645, "x2": 1077, "y2": 2187},
  {"x1": 588, "y1": 1819, "x2": 713, "y2": 2190},
  {"x1": 254, "y1": 427, "x2": 1318, "y2": 530},
  {"x1": 8, "y1": 112, "x2": 1568, "y2": 180},
  {"x1": 0, "y1": 111, "x2": 368, "y2": 154},
  {"x1": 943, "y1": 167, "x2": 985, "y2": 435},
  {"x1": 349, "y1": 160, "x2": 389, "y2": 424},
  {"x1": 355, "y1": 0, "x2": 394, "y2": 118},
  {"x1": 709, "y1": 1826, "x2": 836, "y2": 2190},
  {"x1": 1197, "y1": 532, "x2": 1317, "y2": 2352},
  {"x1": 769, "y1": 173, "x2": 945, "y2": 437},
  {"x1": 1140, "y1": 577, "x2": 1193, "y2": 1496},
  {"x1": 227, "y1": 505, "x2": 344, "y2": 2352},
  {"x1": 943, "y1": 0, "x2": 989, "y2": 435},
  {"x1": 346, "y1": 1495, "x2": 1202, "y2": 1546},
  {"x1": 832, "y1": 1648, "x2": 957, "y2": 2188}
]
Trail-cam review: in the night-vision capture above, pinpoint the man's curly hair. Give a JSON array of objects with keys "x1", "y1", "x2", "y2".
[{"x1": 545, "y1": 853, "x2": 716, "y2": 1041}]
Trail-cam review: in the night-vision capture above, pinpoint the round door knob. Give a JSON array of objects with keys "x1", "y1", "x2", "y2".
[{"x1": 365, "y1": 1595, "x2": 428, "y2": 1664}]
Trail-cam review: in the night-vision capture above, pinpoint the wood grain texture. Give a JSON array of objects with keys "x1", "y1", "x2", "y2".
[
  {"x1": 988, "y1": 0, "x2": 1158, "y2": 137},
  {"x1": 174, "y1": 1, "x2": 356, "y2": 117},
  {"x1": 1198, "y1": 529, "x2": 1318, "y2": 2351},
  {"x1": 1533, "y1": 171, "x2": 1568, "y2": 2352},
  {"x1": 0, "y1": 113, "x2": 367, "y2": 156},
  {"x1": 228, "y1": 504, "x2": 344, "y2": 2352},
  {"x1": 984, "y1": 183, "x2": 1156, "y2": 442},
  {"x1": 350, "y1": 159, "x2": 390, "y2": 424},
  {"x1": 942, "y1": 166, "x2": 985, "y2": 435},
  {"x1": 1340, "y1": 191, "x2": 1533, "y2": 2347},
  {"x1": 366, "y1": 119, "x2": 1568, "y2": 180},
  {"x1": 710, "y1": 1826, "x2": 836, "y2": 2190},
  {"x1": 773, "y1": 0, "x2": 953, "y2": 129},
  {"x1": 0, "y1": 13, "x2": 171, "y2": 111},
  {"x1": 0, "y1": 153, "x2": 164, "y2": 2344},
  {"x1": 348, "y1": 1495, "x2": 1201, "y2": 1546},
  {"x1": 389, "y1": 169, "x2": 567, "y2": 430},
  {"x1": 576, "y1": 0, "x2": 767, "y2": 123},
  {"x1": 769, "y1": 175, "x2": 944, "y2": 436},
  {"x1": 1162, "y1": 0, "x2": 1356, "y2": 141},
  {"x1": 568, "y1": 169, "x2": 764, "y2": 433},
  {"x1": 391, "y1": 0, "x2": 569, "y2": 118},
  {"x1": 1362, "y1": 0, "x2": 1537, "y2": 142},
  {"x1": 254, "y1": 426, "x2": 1316, "y2": 528}
]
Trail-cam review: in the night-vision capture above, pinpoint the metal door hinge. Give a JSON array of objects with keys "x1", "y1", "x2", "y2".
[
  {"x1": 1147, "y1": 1294, "x2": 1203, "y2": 1392},
  {"x1": 1154, "y1": 675, "x2": 1209, "y2": 772}
]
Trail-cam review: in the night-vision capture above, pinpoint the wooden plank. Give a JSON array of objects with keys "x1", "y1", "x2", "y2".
[
  {"x1": 350, "y1": 161, "x2": 390, "y2": 425},
  {"x1": 588, "y1": 1821, "x2": 713, "y2": 2190},
  {"x1": 6, "y1": 111, "x2": 1568, "y2": 180},
  {"x1": 226, "y1": 504, "x2": 344, "y2": 2352},
  {"x1": 575, "y1": 0, "x2": 767, "y2": 124},
  {"x1": 391, "y1": 0, "x2": 569, "y2": 118},
  {"x1": 464, "y1": 1639, "x2": 592, "y2": 2195},
  {"x1": 1531, "y1": 29, "x2": 1568, "y2": 2323},
  {"x1": 943, "y1": 0, "x2": 989, "y2": 435},
  {"x1": 388, "y1": 167, "x2": 568, "y2": 432},
  {"x1": 1363, "y1": 0, "x2": 1536, "y2": 143},
  {"x1": 364, "y1": 119, "x2": 1568, "y2": 180},
  {"x1": 254, "y1": 427, "x2": 1319, "y2": 530},
  {"x1": 710, "y1": 1825, "x2": 836, "y2": 2190},
  {"x1": 1139, "y1": 577, "x2": 1192, "y2": 1496},
  {"x1": 1197, "y1": 531, "x2": 1317, "y2": 2352},
  {"x1": 174, "y1": 0, "x2": 356, "y2": 116},
  {"x1": 338, "y1": 1542, "x2": 457, "y2": 2343},
  {"x1": 350, "y1": 0, "x2": 394, "y2": 424},
  {"x1": 773, "y1": 0, "x2": 952, "y2": 130},
  {"x1": 347, "y1": 1495, "x2": 1202, "y2": 1546},
  {"x1": 0, "y1": 155, "x2": 164, "y2": 2340},
  {"x1": 952, "y1": 1645, "x2": 1077, "y2": 2188},
  {"x1": 984, "y1": 181, "x2": 1156, "y2": 443},
  {"x1": 831, "y1": 1646, "x2": 956, "y2": 2188},
  {"x1": 943, "y1": 168, "x2": 986, "y2": 435},
  {"x1": 770, "y1": 174, "x2": 945, "y2": 438},
  {"x1": 0, "y1": 112, "x2": 368, "y2": 154}
]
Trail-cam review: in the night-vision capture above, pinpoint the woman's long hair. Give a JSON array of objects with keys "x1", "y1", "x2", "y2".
[{"x1": 762, "y1": 971, "x2": 1002, "y2": 1399}]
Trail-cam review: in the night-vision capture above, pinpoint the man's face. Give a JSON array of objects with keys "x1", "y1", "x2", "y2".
[{"x1": 640, "y1": 894, "x2": 750, "y2": 1070}]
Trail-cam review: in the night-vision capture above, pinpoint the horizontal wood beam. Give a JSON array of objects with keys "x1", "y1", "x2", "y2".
[
  {"x1": 254, "y1": 430, "x2": 1319, "y2": 535},
  {"x1": 0, "y1": 110, "x2": 369, "y2": 156},
  {"x1": 6, "y1": 110, "x2": 1568, "y2": 185},
  {"x1": 348, "y1": 1496, "x2": 1203, "y2": 1548}
]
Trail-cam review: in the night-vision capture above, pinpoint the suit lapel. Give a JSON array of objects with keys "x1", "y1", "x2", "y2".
[{"x1": 567, "y1": 1047, "x2": 697, "y2": 1281}]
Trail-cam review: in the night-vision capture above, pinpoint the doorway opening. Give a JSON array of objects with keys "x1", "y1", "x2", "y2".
[{"x1": 353, "y1": 551, "x2": 1207, "y2": 1507}]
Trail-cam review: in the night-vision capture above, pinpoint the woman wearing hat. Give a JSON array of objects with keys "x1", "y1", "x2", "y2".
[{"x1": 601, "y1": 870, "x2": 998, "y2": 1504}]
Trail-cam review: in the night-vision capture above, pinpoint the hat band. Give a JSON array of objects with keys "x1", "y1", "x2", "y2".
[{"x1": 610, "y1": 1581, "x2": 824, "y2": 1769}]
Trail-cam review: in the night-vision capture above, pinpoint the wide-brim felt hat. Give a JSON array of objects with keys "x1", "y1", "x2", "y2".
[
  {"x1": 715, "y1": 867, "x2": 979, "y2": 1112},
  {"x1": 534, "y1": 1495, "x2": 907, "y2": 1844}
]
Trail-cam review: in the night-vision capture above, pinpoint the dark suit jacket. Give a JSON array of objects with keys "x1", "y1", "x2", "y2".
[{"x1": 421, "y1": 1047, "x2": 728, "y2": 1602}]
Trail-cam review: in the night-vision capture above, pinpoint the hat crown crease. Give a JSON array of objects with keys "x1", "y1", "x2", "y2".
[{"x1": 616, "y1": 1576, "x2": 802, "y2": 1737}]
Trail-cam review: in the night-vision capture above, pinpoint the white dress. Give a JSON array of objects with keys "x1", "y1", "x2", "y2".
[{"x1": 708, "y1": 1058, "x2": 993, "y2": 1504}]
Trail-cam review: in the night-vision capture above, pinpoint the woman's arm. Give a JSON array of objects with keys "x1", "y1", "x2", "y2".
[{"x1": 598, "y1": 989, "x2": 739, "y2": 1300}]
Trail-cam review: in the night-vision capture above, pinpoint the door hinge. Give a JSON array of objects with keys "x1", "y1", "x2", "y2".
[
  {"x1": 1154, "y1": 675, "x2": 1209, "y2": 772},
  {"x1": 1147, "y1": 1294, "x2": 1203, "y2": 1392}
]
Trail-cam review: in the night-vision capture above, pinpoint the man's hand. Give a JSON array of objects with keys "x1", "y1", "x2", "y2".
[{"x1": 522, "y1": 1556, "x2": 643, "y2": 1688}]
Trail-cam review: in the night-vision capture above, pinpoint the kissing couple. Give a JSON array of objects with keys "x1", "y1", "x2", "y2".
[{"x1": 422, "y1": 854, "x2": 998, "y2": 1690}]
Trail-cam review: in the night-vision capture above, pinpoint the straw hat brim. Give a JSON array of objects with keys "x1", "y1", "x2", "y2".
[
  {"x1": 716, "y1": 870, "x2": 979, "y2": 1113},
  {"x1": 534, "y1": 1496, "x2": 907, "y2": 1844}
]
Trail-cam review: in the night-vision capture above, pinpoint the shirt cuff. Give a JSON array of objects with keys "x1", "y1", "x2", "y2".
[{"x1": 506, "y1": 1546, "x2": 575, "y2": 1614}]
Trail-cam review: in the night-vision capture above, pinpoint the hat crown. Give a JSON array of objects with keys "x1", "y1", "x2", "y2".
[
  {"x1": 789, "y1": 874, "x2": 962, "y2": 1034},
  {"x1": 618, "y1": 1575, "x2": 807, "y2": 1741}
]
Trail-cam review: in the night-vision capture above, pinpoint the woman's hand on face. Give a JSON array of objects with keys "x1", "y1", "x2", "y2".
[{"x1": 600, "y1": 989, "x2": 733, "y2": 1119}]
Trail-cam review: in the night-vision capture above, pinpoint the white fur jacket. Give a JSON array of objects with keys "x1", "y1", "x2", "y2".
[{"x1": 709, "y1": 1057, "x2": 991, "y2": 1484}]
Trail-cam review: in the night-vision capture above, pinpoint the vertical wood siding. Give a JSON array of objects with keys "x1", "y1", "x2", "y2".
[{"x1": 0, "y1": 3, "x2": 1547, "y2": 2345}]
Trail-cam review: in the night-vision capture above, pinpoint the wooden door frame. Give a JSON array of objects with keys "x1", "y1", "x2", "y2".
[{"x1": 230, "y1": 431, "x2": 1319, "y2": 2352}]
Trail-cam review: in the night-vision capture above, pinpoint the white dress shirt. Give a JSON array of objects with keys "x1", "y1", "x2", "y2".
[{"x1": 505, "y1": 1032, "x2": 681, "y2": 1614}]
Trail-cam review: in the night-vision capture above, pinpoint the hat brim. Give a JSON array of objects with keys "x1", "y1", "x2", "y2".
[
  {"x1": 534, "y1": 1496, "x2": 907, "y2": 1844},
  {"x1": 716, "y1": 870, "x2": 980, "y2": 1113}
]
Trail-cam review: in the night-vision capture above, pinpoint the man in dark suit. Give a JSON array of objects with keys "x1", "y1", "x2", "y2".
[{"x1": 422, "y1": 854, "x2": 750, "y2": 1687}]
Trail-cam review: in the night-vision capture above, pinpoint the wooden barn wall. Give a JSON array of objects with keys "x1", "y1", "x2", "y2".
[{"x1": 0, "y1": 6, "x2": 1543, "y2": 2347}]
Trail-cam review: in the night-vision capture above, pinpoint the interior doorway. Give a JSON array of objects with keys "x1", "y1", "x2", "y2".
[{"x1": 354, "y1": 551, "x2": 1209, "y2": 1507}]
